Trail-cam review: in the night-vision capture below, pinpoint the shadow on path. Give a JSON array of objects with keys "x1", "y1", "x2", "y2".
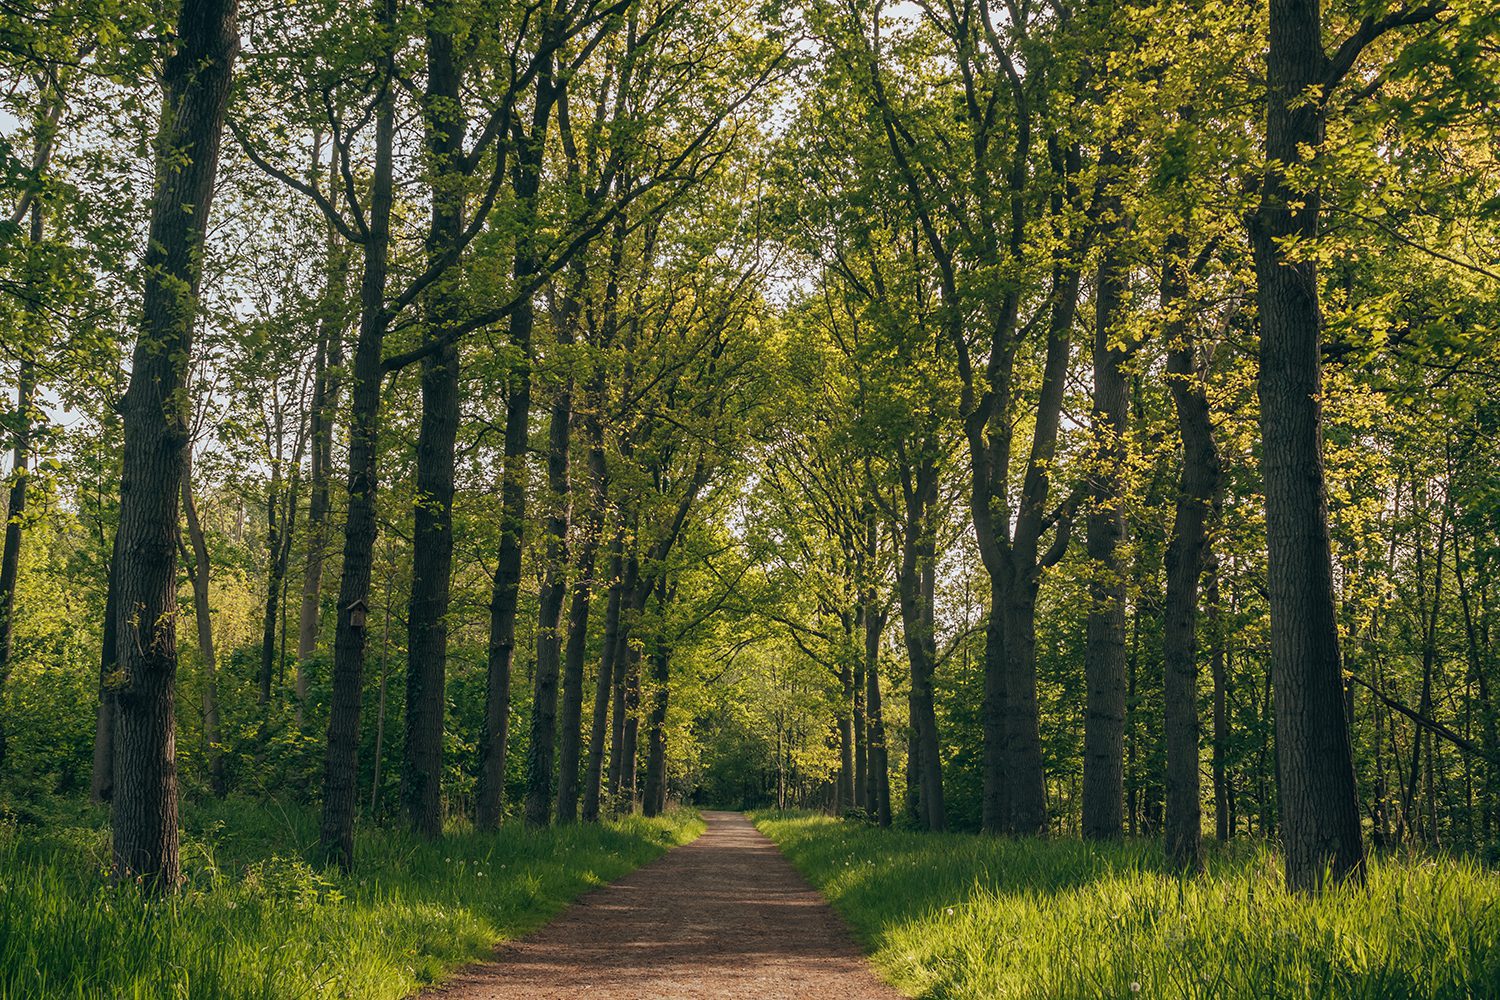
[{"x1": 419, "y1": 811, "x2": 901, "y2": 999}]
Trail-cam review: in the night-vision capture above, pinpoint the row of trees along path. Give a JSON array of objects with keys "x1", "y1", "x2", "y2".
[{"x1": 1, "y1": 0, "x2": 1493, "y2": 953}]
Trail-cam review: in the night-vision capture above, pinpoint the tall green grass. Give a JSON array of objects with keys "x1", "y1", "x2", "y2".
[
  {"x1": 755, "y1": 812, "x2": 1500, "y2": 1000},
  {"x1": 0, "y1": 799, "x2": 702, "y2": 999}
]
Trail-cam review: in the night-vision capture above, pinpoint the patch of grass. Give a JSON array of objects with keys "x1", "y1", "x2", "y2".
[
  {"x1": 0, "y1": 798, "x2": 702, "y2": 999},
  {"x1": 754, "y1": 811, "x2": 1500, "y2": 1000}
]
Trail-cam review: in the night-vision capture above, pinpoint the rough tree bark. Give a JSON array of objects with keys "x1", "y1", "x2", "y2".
[
  {"x1": 620, "y1": 644, "x2": 642, "y2": 807},
  {"x1": 641, "y1": 578, "x2": 672, "y2": 817},
  {"x1": 608, "y1": 587, "x2": 634, "y2": 805},
  {"x1": 257, "y1": 435, "x2": 291, "y2": 705},
  {"x1": 555, "y1": 405, "x2": 607, "y2": 822},
  {"x1": 1161, "y1": 233, "x2": 1221, "y2": 870},
  {"x1": 403, "y1": 8, "x2": 465, "y2": 840},
  {"x1": 112, "y1": 0, "x2": 238, "y2": 891},
  {"x1": 476, "y1": 59, "x2": 557, "y2": 830},
  {"x1": 562, "y1": 222, "x2": 624, "y2": 823},
  {"x1": 1250, "y1": 0, "x2": 1379, "y2": 890},
  {"x1": 863, "y1": 571, "x2": 891, "y2": 826},
  {"x1": 582, "y1": 531, "x2": 627, "y2": 822},
  {"x1": 1082, "y1": 222, "x2": 1129, "y2": 842},
  {"x1": 0, "y1": 356, "x2": 33, "y2": 772},
  {"x1": 897, "y1": 453, "x2": 944, "y2": 831},
  {"x1": 853, "y1": 654, "x2": 867, "y2": 812},
  {"x1": 979, "y1": 263, "x2": 1080, "y2": 836},
  {"x1": 525, "y1": 371, "x2": 574, "y2": 827},
  {"x1": 319, "y1": 0, "x2": 396, "y2": 869},
  {"x1": 836, "y1": 656, "x2": 856, "y2": 811}
]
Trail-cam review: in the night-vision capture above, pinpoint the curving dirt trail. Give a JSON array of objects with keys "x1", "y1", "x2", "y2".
[{"x1": 419, "y1": 810, "x2": 901, "y2": 999}]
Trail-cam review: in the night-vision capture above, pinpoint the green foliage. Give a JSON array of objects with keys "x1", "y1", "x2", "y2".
[
  {"x1": 0, "y1": 798, "x2": 702, "y2": 999},
  {"x1": 757, "y1": 812, "x2": 1500, "y2": 1000}
]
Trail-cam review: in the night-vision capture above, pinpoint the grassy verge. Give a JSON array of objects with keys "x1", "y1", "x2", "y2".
[
  {"x1": 0, "y1": 798, "x2": 702, "y2": 999},
  {"x1": 754, "y1": 811, "x2": 1500, "y2": 1000}
]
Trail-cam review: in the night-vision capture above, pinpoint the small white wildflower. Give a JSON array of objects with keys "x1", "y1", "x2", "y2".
[
  {"x1": 1130, "y1": 983, "x2": 1141, "y2": 994},
  {"x1": 945, "y1": 907, "x2": 954, "y2": 915}
]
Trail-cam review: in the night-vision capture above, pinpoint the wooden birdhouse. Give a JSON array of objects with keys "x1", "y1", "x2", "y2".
[{"x1": 346, "y1": 598, "x2": 368, "y2": 630}]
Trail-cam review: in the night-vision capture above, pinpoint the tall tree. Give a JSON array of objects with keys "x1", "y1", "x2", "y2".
[
  {"x1": 861, "y1": 508, "x2": 892, "y2": 826},
  {"x1": 1160, "y1": 235, "x2": 1222, "y2": 871},
  {"x1": 1081, "y1": 190, "x2": 1130, "y2": 841},
  {"x1": 895, "y1": 448, "x2": 945, "y2": 831},
  {"x1": 318, "y1": 0, "x2": 398, "y2": 869},
  {"x1": 1249, "y1": 0, "x2": 1445, "y2": 891},
  {"x1": 111, "y1": 0, "x2": 239, "y2": 890},
  {"x1": 402, "y1": 0, "x2": 466, "y2": 840},
  {"x1": 0, "y1": 221, "x2": 37, "y2": 772},
  {"x1": 474, "y1": 53, "x2": 554, "y2": 829},
  {"x1": 295, "y1": 181, "x2": 348, "y2": 722}
]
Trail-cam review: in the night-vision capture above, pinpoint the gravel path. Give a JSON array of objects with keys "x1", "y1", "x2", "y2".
[{"x1": 419, "y1": 810, "x2": 902, "y2": 999}]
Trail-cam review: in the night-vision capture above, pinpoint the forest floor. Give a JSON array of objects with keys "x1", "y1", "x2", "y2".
[
  {"x1": 756, "y1": 811, "x2": 1500, "y2": 1000},
  {"x1": 0, "y1": 797, "x2": 700, "y2": 999},
  {"x1": 420, "y1": 811, "x2": 901, "y2": 1000}
]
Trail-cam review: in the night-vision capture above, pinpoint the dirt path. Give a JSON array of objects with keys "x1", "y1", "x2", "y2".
[{"x1": 420, "y1": 811, "x2": 902, "y2": 999}]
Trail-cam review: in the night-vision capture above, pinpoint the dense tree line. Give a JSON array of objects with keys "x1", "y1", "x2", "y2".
[{"x1": 0, "y1": 0, "x2": 1497, "y2": 898}]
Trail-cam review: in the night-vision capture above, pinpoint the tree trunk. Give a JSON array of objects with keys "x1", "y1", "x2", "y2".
[
  {"x1": 319, "y1": 0, "x2": 396, "y2": 869},
  {"x1": 864, "y1": 584, "x2": 891, "y2": 827},
  {"x1": 620, "y1": 645, "x2": 642, "y2": 809},
  {"x1": 476, "y1": 65, "x2": 556, "y2": 830},
  {"x1": 1208, "y1": 558, "x2": 1232, "y2": 841},
  {"x1": 0, "y1": 357, "x2": 33, "y2": 772},
  {"x1": 402, "y1": 344, "x2": 458, "y2": 836},
  {"x1": 475, "y1": 516, "x2": 521, "y2": 827},
  {"x1": 608, "y1": 636, "x2": 630, "y2": 803},
  {"x1": 180, "y1": 459, "x2": 225, "y2": 797},
  {"x1": 112, "y1": 0, "x2": 238, "y2": 892},
  {"x1": 1402, "y1": 499, "x2": 1447, "y2": 842},
  {"x1": 91, "y1": 538, "x2": 119, "y2": 805},
  {"x1": 641, "y1": 579, "x2": 671, "y2": 818},
  {"x1": 1082, "y1": 233, "x2": 1129, "y2": 842},
  {"x1": 999, "y1": 579, "x2": 1048, "y2": 834},
  {"x1": 582, "y1": 533, "x2": 627, "y2": 822},
  {"x1": 403, "y1": 14, "x2": 465, "y2": 840},
  {"x1": 1161, "y1": 234, "x2": 1221, "y2": 870},
  {"x1": 258, "y1": 453, "x2": 286, "y2": 704},
  {"x1": 903, "y1": 712, "x2": 920, "y2": 824},
  {"x1": 853, "y1": 654, "x2": 867, "y2": 812},
  {"x1": 979, "y1": 262, "x2": 1078, "y2": 837},
  {"x1": 1250, "y1": 0, "x2": 1366, "y2": 891},
  {"x1": 370, "y1": 552, "x2": 395, "y2": 818},
  {"x1": 525, "y1": 382, "x2": 573, "y2": 827},
  {"x1": 296, "y1": 236, "x2": 347, "y2": 722},
  {"x1": 1455, "y1": 534, "x2": 1500, "y2": 842},
  {"x1": 836, "y1": 656, "x2": 856, "y2": 812},
  {"x1": 608, "y1": 569, "x2": 640, "y2": 806},
  {"x1": 556, "y1": 422, "x2": 606, "y2": 822},
  {"x1": 897, "y1": 458, "x2": 944, "y2": 831}
]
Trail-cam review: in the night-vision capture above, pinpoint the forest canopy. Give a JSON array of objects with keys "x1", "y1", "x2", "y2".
[{"x1": 0, "y1": 0, "x2": 1499, "y2": 912}]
